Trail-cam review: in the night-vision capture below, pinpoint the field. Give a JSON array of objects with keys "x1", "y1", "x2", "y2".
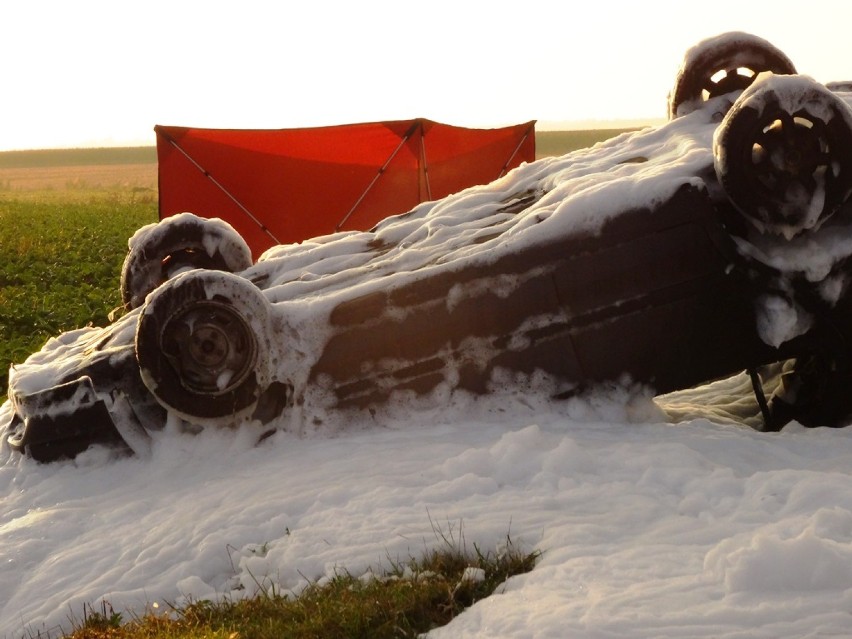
[
  {"x1": 0, "y1": 149, "x2": 160, "y2": 393},
  {"x1": 0, "y1": 146, "x2": 158, "y2": 192},
  {"x1": 0, "y1": 129, "x2": 632, "y2": 394},
  {"x1": 534, "y1": 127, "x2": 636, "y2": 158}
]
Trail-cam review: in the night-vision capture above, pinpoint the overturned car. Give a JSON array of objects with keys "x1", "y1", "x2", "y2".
[{"x1": 6, "y1": 32, "x2": 852, "y2": 462}]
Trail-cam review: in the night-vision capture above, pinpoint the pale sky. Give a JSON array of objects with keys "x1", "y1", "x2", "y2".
[{"x1": 3, "y1": 0, "x2": 852, "y2": 151}]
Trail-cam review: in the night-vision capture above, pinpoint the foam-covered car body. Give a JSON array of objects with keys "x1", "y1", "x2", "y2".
[{"x1": 6, "y1": 33, "x2": 852, "y2": 461}]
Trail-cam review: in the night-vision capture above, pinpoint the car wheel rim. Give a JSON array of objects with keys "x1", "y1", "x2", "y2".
[
  {"x1": 744, "y1": 109, "x2": 832, "y2": 230},
  {"x1": 160, "y1": 300, "x2": 258, "y2": 396},
  {"x1": 704, "y1": 68, "x2": 755, "y2": 100}
]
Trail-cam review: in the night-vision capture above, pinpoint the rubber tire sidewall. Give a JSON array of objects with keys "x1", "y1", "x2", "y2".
[
  {"x1": 669, "y1": 32, "x2": 796, "y2": 120},
  {"x1": 136, "y1": 269, "x2": 273, "y2": 425},
  {"x1": 121, "y1": 214, "x2": 253, "y2": 310},
  {"x1": 714, "y1": 78, "x2": 852, "y2": 236}
]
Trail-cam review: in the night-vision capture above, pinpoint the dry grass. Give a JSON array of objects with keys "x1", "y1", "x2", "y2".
[{"x1": 0, "y1": 163, "x2": 157, "y2": 193}]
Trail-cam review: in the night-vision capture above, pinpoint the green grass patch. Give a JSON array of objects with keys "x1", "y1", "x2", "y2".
[
  {"x1": 0, "y1": 192, "x2": 157, "y2": 390},
  {"x1": 62, "y1": 530, "x2": 539, "y2": 639},
  {"x1": 535, "y1": 128, "x2": 640, "y2": 158}
]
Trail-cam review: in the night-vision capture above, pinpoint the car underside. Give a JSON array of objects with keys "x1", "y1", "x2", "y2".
[{"x1": 6, "y1": 31, "x2": 852, "y2": 462}]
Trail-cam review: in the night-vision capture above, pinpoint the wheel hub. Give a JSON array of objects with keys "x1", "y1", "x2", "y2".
[
  {"x1": 160, "y1": 300, "x2": 257, "y2": 395},
  {"x1": 741, "y1": 110, "x2": 835, "y2": 231},
  {"x1": 189, "y1": 324, "x2": 231, "y2": 368}
]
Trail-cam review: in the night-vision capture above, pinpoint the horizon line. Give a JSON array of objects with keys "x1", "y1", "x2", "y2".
[{"x1": 0, "y1": 118, "x2": 666, "y2": 153}]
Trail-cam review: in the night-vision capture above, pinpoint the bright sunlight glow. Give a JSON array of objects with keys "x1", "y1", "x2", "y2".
[{"x1": 2, "y1": 0, "x2": 851, "y2": 151}]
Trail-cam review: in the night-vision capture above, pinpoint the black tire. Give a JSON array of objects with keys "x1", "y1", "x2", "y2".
[
  {"x1": 136, "y1": 270, "x2": 274, "y2": 425},
  {"x1": 767, "y1": 355, "x2": 852, "y2": 429},
  {"x1": 121, "y1": 213, "x2": 253, "y2": 310},
  {"x1": 668, "y1": 32, "x2": 796, "y2": 119},
  {"x1": 714, "y1": 74, "x2": 852, "y2": 237}
]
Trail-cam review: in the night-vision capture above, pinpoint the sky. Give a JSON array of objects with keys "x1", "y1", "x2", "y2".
[{"x1": 2, "y1": 0, "x2": 852, "y2": 151}]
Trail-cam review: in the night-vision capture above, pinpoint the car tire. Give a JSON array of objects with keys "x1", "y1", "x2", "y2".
[
  {"x1": 714, "y1": 74, "x2": 852, "y2": 238},
  {"x1": 136, "y1": 269, "x2": 274, "y2": 426},
  {"x1": 668, "y1": 31, "x2": 796, "y2": 120},
  {"x1": 120, "y1": 213, "x2": 253, "y2": 310}
]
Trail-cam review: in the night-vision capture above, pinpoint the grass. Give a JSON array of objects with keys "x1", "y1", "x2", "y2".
[
  {"x1": 60, "y1": 525, "x2": 539, "y2": 639},
  {"x1": 0, "y1": 191, "x2": 157, "y2": 391},
  {"x1": 0, "y1": 147, "x2": 157, "y2": 169},
  {"x1": 535, "y1": 128, "x2": 640, "y2": 158}
]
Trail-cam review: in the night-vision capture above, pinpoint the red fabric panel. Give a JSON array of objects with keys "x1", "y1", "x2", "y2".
[
  {"x1": 156, "y1": 119, "x2": 535, "y2": 258},
  {"x1": 423, "y1": 121, "x2": 535, "y2": 199}
]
